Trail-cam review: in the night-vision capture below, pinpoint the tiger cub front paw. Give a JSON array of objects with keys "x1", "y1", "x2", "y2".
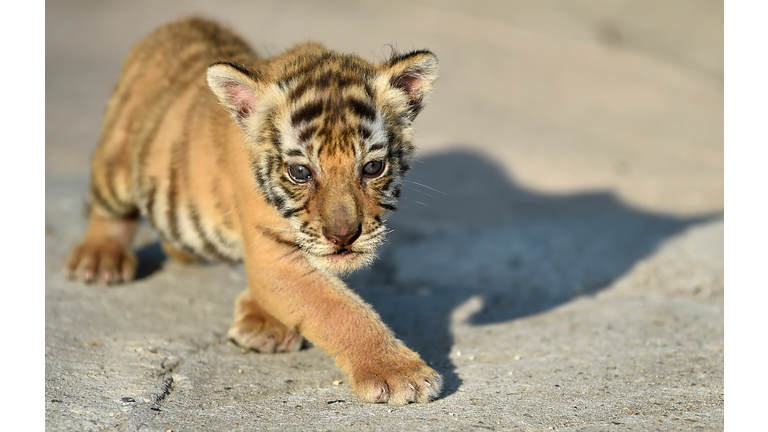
[
  {"x1": 228, "y1": 318, "x2": 304, "y2": 353},
  {"x1": 65, "y1": 239, "x2": 137, "y2": 285},
  {"x1": 347, "y1": 347, "x2": 443, "y2": 405},
  {"x1": 228, "y1": 289, "x2": 305, "y2": 353}
]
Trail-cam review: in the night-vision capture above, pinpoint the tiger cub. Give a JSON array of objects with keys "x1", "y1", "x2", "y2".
[{"x1": 64, "y1": 17, "x2": 441, "y2": 404}]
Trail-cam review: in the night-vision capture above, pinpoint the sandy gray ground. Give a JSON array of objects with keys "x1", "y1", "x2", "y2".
[{"x1": 45, "y1": 1, "x2": 723, "y2": 430}]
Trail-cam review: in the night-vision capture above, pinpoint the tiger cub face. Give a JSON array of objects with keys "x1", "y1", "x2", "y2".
[{"x1": 208, "y1": 47, "x2": 438, "y2": 273}]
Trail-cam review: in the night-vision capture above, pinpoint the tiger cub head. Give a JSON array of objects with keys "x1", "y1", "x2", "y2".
[{"x1": 207, "y1": 46, "x2": 438, "y2": 274}]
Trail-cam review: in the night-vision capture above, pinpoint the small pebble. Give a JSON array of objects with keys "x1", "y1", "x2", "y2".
[
  {"x1": 333, "y1": 380, "x2": 342, "y2": 386},
  {"x1": 238, "y1": 369, "x2": 243, "y2": 374},
  {"x1": 513, "y1": 355, "x2": 522, "y2": 361}
]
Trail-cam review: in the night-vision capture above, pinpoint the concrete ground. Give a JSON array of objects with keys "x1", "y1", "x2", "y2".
[{"x1": 45, "y1": 1, "x2": 723, "y2": 430}]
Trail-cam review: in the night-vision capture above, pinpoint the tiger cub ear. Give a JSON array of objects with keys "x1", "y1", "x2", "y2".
[
  {"x1": 207, "y1": 62, "x2": 262, "y2": 129},
  {"x1": 379, "y1": 50, "x2": 439, "y2": 120}
]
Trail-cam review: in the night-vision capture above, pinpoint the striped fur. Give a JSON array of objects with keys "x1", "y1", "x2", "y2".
[
  {"x1": 66, "y1": 17, "x2": 442, "y2": 405},
  {"x1": 80, "y1": 17, "x2": 437, "y2": 271}
]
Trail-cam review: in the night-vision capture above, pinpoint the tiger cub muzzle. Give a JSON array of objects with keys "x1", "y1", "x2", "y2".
[
  {"x1": 322, "y1": 218, "x2": 362, "y2": 251},
  {"x1": 292, "y1": 156, "x2": 387, "y2": 273}
]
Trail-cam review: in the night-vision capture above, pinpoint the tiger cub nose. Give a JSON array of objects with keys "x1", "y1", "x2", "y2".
[{"x1": 322, "y1": 223, "x2": 362, "y2": 247}]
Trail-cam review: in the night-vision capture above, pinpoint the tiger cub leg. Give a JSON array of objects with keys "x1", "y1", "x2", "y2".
[
  {"x1": 161, "y1": 241, "x2": 201, "y2": 264},
  {"x1": 65, "y1": 206, "x2": 139, "y2": 285},
  {"x1": 66, "y1": 128, "x2": 138, "y2": 284},
  {"x1": 241, "y1": 244, "x2": 442, "y2": 404},
  {"x1": 228, "y1": 289, "x2": 304, "y2": 353}
]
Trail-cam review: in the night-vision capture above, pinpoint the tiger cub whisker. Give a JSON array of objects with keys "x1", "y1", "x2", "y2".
[{"x1": 403, "y1": 179, "x2": 447, "y2": 195}]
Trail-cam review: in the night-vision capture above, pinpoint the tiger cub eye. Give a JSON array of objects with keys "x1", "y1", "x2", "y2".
[
  {"x1": 288, "y1": 164, "x2": 312, "y2": 182},
  {"x1": 362, "y1": 160, "x2": 384, "y2": 177}
]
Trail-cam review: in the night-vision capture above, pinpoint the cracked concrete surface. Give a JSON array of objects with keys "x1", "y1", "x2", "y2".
[{"x1": 46, "y1": 1, "x2": 723, "y2": 430}]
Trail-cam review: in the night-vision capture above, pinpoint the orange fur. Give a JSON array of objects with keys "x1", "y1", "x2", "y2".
[{"x1": 65, "y1": 17, "x2": 441, "y2": 404}]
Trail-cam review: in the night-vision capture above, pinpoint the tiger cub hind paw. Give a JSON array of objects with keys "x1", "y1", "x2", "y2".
[
  {"x1": 65, "y1": 240, "x2": 137, "y2": 285},
  {"x1": 348, "y1": 351, "x2": 443, "y2": 405},
  {"x1": 227, "y1": 318, "x2": 305, "y2": 353}
]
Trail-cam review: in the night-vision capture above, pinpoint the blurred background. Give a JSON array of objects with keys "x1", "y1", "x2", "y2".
[{"x1": 46, "y1": 0, "x2": 723, "y2": 218}]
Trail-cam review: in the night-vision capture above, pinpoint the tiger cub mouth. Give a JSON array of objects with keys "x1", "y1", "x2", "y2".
[{"x1": 302, "y1": 233, "x2": 382, "y2": 273}]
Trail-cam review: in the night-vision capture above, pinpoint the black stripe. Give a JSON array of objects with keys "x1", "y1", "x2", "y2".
[
  {"x1": 406, "y1": 101, "x2": 424, "y2": 121},
  {"x1": 166, "y1": 92, "x2": 200, "y2": 243},
  {"x1": 297, "y1": 124, "x2": 318, "y2": 143},
  {"x1": 265, "y1": 154, "x2": 280, "y2": 177},
  {"x1": 378, "y1": 202, "x2": 397, "y2": 211},
  {"x1": 391, "y1": 145, "x2": 406, "y2": 164},
  {"x1": 209, "y1": 61, "x2": 255, "y2": 80},
  {"x1": 145, "y1": 180, "x2": 158, "y2": 227},
  {"x1": 281, "y1": 206, "x2": 303, "y2": 218},
  {"x1": 316, "y1": 123, "x2": 334, "y2": 142},
  {"x1": 276, "y1": 181, "x2": 298, "y2": 201},
  {"x1": 252, "y1": 159, "x2": 268, "y2": 191},
  {"x1": 291, "y1": 101, "x2": 324, "y2": 126},
  {"x1": 188, "y1": 202, "x2": 233, "y2": 263},
  {"x1": 286, "y1": 149, "x2": 304, "y2": 157},
  {"x1": 386, "y1": 128, "x2": 397, "y2": 148},
  {"x1": 359, "y1": 124, "x2": 373, "y2": 141},
  {"x1": 90, "y1": 182, "x2": 121, "y2": 216},
  {"x1": 279, "y1": 56, "x2": 326, "y2": 88},
  {"x1": 380, "y1": 177, "x2": 393, "y2": 193},
  {"x1": 401, "y1": 161, "x2": 411, "y2": 175},
  {"x1": 347, "y1": 98, "x2": 376, "y2": 122},
  {"x1": 212, "y1": 225, "x2": 235, "y2": 251},
  {"x1": 272, "y1": 194, "x2": 286, "y2": 211},
  {"x1": 368, "y1": 142, "x2": 385, "y2": 152},
  {"x1": 264, "y1": 111, "x2": 283, "y2": 149},
  {"x1": 387, "y1": 49, "x2": 434, "y2": 67},
  {"x1": 288, "y1": 77, "x2": 312, "y2": 101},
  {"x1": 167, "y1": 161, "x2": 181, "y2": 241},
  {"x1": 314, "y1": 71, "x2": 333, "y2": 89},
  {"x1": 259, "y1": 226, "x2": 301, "y2": 249}
]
